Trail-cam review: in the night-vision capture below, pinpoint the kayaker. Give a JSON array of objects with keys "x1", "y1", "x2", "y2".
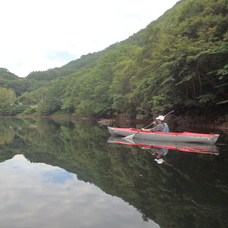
[{"x1": 141, "y1": 115, "x2": 169, "y2": 132}]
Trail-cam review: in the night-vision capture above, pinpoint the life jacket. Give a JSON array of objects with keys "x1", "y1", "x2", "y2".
[{"x1": 163, "y1": 123, "x2": 169, "y2": 132}]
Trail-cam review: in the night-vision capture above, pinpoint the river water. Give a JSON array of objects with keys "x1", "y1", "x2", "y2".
[{"x1": 0, "y1": 117, "x2": 227, "y2": 228}]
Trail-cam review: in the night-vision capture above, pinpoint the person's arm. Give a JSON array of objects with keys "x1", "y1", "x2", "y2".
[
  {"x1": 150, "y1": 123, "x2": 165, "y2": 132},
  {"x1": 141, "y1": 121, "x2": 157, "y2": 131},
  {"x1": 141, "y1": 128, "x2": 150, "y2": 131}
]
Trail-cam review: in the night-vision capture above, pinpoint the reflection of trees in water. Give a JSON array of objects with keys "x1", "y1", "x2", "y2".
[
  {"x1": 0, "y1": 128, "x2": 15, "y2": 145},
  {"x1": 0, "y1": 117, "x2": 228, "y2": 228},
  {"x1": 0, "y1": 118, "x2": 16, "y2": 144}
]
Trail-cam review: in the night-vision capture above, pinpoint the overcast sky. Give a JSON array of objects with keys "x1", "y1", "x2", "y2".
[{"x1": 1, "y1": 0, "x2": 178, "y2": 77}]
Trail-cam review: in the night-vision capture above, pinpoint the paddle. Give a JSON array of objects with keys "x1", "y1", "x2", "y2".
[{"x1": 124, "y1": 110, "x2": 174, "y2": 140}]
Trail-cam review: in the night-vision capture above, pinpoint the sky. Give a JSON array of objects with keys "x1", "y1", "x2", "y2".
[{"x1": 1, "y1": 0, "x2": 178, "y2": 77}]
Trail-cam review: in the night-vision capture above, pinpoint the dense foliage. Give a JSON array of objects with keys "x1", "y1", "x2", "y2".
[{"x1": 1, "y1": 0, "x2": 228, "y2": 119}]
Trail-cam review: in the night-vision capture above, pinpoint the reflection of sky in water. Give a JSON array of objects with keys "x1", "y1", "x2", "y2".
[
  {"x1": 0, "y1": 155, "x2": 159, "y2": 228},
  {"x1": 42, "y1": 169, "x2": 74, "y2": 183}
]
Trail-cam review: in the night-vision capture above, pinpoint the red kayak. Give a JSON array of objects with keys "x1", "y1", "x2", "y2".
[{"x1": 108, "y1": 126, "x2": 219, "y2": 144}]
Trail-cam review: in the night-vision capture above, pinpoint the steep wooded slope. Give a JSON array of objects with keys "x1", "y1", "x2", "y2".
[{"x1": 1, "y1": 0, "x2": 228, "y2": 120}]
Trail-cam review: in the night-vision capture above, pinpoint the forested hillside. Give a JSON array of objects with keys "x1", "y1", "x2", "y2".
[{"x1": 0, "y1": 0, "x2": 228, "y2": 120}]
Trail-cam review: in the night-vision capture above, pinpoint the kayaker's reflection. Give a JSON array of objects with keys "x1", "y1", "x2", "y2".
[{"x1": 141, "y1": 146, "x2": 171, "y2": 165}]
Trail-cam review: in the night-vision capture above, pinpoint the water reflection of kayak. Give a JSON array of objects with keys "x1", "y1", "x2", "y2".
[
  {"x1": 107, "y1": 136, "x2": 219, "y2": 154},
  {"x1": 107, "y1": 126, "x2": 220, "y2": 144}
]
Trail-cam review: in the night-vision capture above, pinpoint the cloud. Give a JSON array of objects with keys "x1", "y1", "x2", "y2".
[{"x1": 0, "y1": 0, "x2": 178, "y2": 77}]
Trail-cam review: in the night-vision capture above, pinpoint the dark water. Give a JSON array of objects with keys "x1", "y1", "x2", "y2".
[{"x1": 0, "y1": 117, "x2": 228, "y2": 228}]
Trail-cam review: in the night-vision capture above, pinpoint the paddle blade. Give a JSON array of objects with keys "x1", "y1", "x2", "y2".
[{"x1": 124, "y1": 134, "x2": 136, "y2": 140}]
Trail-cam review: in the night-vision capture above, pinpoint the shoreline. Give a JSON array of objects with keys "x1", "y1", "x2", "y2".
[{"x1": 1, "y1": 114, "x2": 228, "y2": 132}]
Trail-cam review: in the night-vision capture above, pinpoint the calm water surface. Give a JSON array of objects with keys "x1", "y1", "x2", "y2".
[{"x1": 0, "y1": 117, "x2": 227, "y2": 228}]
